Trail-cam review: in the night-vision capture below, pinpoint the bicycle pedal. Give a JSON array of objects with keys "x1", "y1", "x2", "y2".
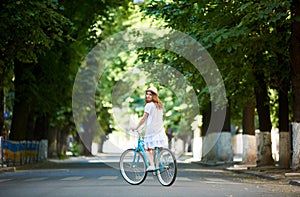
[{"x1": 152, "y1": 170, "x2": 161, "y2": 176}]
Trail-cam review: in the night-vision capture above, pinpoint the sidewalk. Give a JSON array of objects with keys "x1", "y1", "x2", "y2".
[
  {"x1": 191, "y1": 159, "x2": 300, "y2": 187},
  {"x1": 225, "y1": 164, "x2": 300, "y2": 186},
  {"x1": 0, "y1": 165, "x2": 16, "y2": 173}
]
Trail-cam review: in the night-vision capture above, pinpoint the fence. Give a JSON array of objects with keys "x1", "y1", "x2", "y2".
[{"x1": 0, "y1": 137, "x2": 48, "y2": 167}]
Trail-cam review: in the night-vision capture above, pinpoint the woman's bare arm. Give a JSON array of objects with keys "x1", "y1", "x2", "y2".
[{"x1": 135, "y1": 112, "x2": 149, "y2": 130}]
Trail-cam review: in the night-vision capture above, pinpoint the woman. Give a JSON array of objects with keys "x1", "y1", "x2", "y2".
[{"x1": 134, "y1": 86, "x2": 168, "y2": 171}]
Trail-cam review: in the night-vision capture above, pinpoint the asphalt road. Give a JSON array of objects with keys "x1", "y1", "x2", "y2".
[{"x1": 0, "y1": 160, "x2": 299, "y2": 197}]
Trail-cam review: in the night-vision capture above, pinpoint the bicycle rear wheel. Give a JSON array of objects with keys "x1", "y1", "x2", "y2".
[
  {"x1": 156, "y1": 148, "x2": 177, "y2": 186},
  {"x1": 120, "y1": 149, "x2": 147, "y2": 185}
]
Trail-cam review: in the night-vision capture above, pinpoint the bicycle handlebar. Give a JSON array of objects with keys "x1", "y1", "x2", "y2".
[
  {"x1": 130, "y1": 128, "x2": 144, "y2": 139},
  {"x1": 131, "y1": 127, "x2": 143, "y2": 133}
]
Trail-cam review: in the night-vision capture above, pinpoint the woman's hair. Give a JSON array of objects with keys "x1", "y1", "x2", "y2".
[{"x1": 145, "y1": 91, "x2": 164, "y2": 110}]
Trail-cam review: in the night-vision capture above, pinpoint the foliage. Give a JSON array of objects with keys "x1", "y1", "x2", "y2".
[
  {"x1": 68, "y1": 141, "x2": 83, "y2": 157},
  {"x1": 140, "y1": 0, "x2": 292, "y2": 126},
  {"x1": 0, "y1": 0, "x2": 74, "y2": 140},
  {"x1": 0, "y1": 0, "x2": 72, "y2": 64},
  {"x1": 0, "y1": 0, "x2": 132, "y2": 142}
]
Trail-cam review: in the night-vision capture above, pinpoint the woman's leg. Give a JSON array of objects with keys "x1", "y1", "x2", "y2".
[{"x1": 146, "y1": 148, "x2": 155, "y2": 168}]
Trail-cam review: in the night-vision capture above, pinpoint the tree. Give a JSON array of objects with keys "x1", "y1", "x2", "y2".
[
  {"x1": 290, "y1": 0, "x2": 300, "y2": 169},
  {"x1": 140, "y1": 0, "x2": 291, "y2": 165},
  {"x1": 39, "y1": 1, "x2": 133, "y2": 156},
  {"x1": 0, "y1": 0, "x2": 72, "y2": 140},
  {"x1": 1, "y1": 0, "x2": 132, "y2": 156}
]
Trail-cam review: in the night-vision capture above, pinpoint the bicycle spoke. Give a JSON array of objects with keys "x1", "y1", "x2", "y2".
[
  {"x1": 156, "y1": 148, "x2": 177, "y2": 186},
  {"x1": 120, "y1": 149, "x2": 147, "y2": 185}
]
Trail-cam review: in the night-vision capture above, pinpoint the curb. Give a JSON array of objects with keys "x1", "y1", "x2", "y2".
[
  {"x1": 226, "y1": 168, "x2": 300, "y2": 187},
  {"x1": 225, "y1": 168, "x2": 280, "y2": 181},
  {"x1": 0, "y1": 167, "x2": 16, "y2": 173},
  {"x1": 192, "y1": 161, "x2": 300, "y2": 187},
  {"x1": 289, "y1": 180, "x2": 300, "y2": 186}
]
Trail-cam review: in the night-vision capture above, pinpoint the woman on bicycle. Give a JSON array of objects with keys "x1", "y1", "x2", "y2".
[{"x1": 134, "y1": 86, "x2": 168, "y2": 171}]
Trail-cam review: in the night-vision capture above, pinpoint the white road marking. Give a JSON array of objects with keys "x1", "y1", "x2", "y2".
[
  {"x1": 176, "y1": 177, "x2": 192, "y2": 181},
  {"x1": 0, "y1": 179, "x2": 12, "y2": 183},
  {"x1": 61, "y1": 176, "x2": 83, "y2": 181},
  {"x1": 202, "y1": 178, "x2": 242, "y2": 185},
  {"x1": 25, "y1": 177, "x2": 48, "y2": 182},
  {"x1": 98, "y1": 176, "x2": 118, "y2": 180}
]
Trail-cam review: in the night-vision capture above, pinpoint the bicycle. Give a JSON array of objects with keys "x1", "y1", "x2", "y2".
[{"x1": 119, "y1": 130, "x2": 177, "y2": 186}]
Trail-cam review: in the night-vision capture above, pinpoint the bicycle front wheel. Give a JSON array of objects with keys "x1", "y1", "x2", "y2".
[
  {"x1": 156, "y1": 148, "x2": 177, "y2": 186},
  {"x1": 120, "y1": 149, "x2": 147, "y2": 185}
]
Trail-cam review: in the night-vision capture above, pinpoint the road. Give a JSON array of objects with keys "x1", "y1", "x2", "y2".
[{"x1": 0, "y1": 158, "x2": 299, "y2": 197}]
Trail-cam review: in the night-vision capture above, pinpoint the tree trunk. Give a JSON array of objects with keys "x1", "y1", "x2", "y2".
[
  {"x1": 219, "y1": 105, "x2": 233, "y2": 162},
  {"x1": 0, "y1": 67, "x2": 4, "y2": 134},
  {"x1": 10, "y1": 61, "x2": 32, "y2": 140},
  {"x1": 79, "y1": 114, "x2": 97, "y2": 156},
  {"x1": 201, "y1": 102, "x2": 231, "y2": 162},
  {"x1": 48, "y1": 126, "x2": 58, "y2": 158},
  {"x1": 243, "y1": 100, "x2": 255, "y2": 136},
  {"x1": 254, "y1": 72, "x2": 274, "y2": 166},
  {"x1": 242, "y1": 100, "x2": 257, "y2": 165},
  {"x1": 34, "y1": 114, "x2": 49, "y2": 140},
  {"x1": 278, "y1": 83, "x2": 291, "y2": 168},
  {"x1": 57, "y1": 125, "x2": 70, "y2": 156},
  {"x1": 201, "y1": 102, "x2": 218, "y2": 162},
  {"x1": 290, "y1": 0, "x2": 300, "y2": 170},
  {"x1": 27, "y1": 111, "x2": 35, "y2": 140},
  {"x1": 81, "y1": 128, "x2": 93, "y2": 156}
]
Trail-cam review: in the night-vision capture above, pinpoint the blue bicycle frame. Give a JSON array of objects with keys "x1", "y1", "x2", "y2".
[
  {"x1": 132, "y1": 135, "x2": 163, "y2": 172},
  {"x1": 133, "y1": 137, "x2": 149, "y2": 167}
]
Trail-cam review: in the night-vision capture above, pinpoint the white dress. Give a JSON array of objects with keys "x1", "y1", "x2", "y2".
[{"x1": 144, "y1": 102, "x2": 168, "y2": 149}]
